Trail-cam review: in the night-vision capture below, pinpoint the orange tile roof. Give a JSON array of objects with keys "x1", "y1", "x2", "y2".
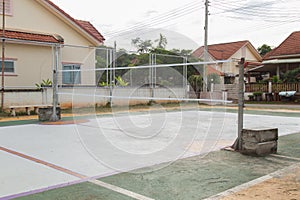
[
  {"x1": 75, "y1": 20, "x2": 105, "y2": 43},
  {"x1": 263, "y1": 31, "x2": 300, "y2": 60},
  {"x1": 44, "y1": 0, "x2": 105, "y2": 43},
  {"x1": 207, "y1": 65, "x2": 224, "y2": 76},
  {"x1": 1, "y1": 29, "x2": 62, "y2": 43},
  {"x1": 193, "y1": 40, "x2": 249, "y2": 60}
]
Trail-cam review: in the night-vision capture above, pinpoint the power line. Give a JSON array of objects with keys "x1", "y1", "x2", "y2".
[
  {"x1": 213, "y1": 5, "x2": 300, "y2": 18},
  {"x1": 105, "y1": 0, "x2": 200, "y2": 34},
  {"x1": 106, "y1": 7, "x2": 203, "y2": 38},
  {"x1": 107, "y1": 6, "x2": 202, "y2": 38},
  {"x1": 104, "y1": 1, "x2": 203, "y2": 38},
  {"x1": 211, "y1": 0, "x2": 300, "y2": 18}
]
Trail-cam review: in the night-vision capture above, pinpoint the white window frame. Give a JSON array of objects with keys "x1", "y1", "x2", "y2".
[
  {"x1": 62, "y1": 63, "x2": 81, "y2": 85},
  {"x1": 0, "y1": 59, "x2": 16, "y2": 74}
]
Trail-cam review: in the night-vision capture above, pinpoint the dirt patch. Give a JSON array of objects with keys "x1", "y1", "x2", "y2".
[
  {"x1": 222, "y1": 166, "x2": 300, "y2": 200},
  {"x1": 40, "y1": 119, "x2": 89, "y2": 125}
]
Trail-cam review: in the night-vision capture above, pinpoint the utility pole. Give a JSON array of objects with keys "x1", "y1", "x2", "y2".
[
  {"x1": 1, "y1": 0, "x2": 5, "y2": 112},
  {"x1": 203, "y1": 0, "x2": 209, "y2": 92},
  {"x1": 232, "y1": 57, "x2": 245, "y2": 151}
]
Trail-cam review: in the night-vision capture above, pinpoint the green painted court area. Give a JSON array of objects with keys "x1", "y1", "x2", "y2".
[{"x1": 16, "y1": 132, "x2": 300, "y2": 200}]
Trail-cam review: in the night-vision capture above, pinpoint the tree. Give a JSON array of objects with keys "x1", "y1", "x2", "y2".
[
  {"x1": 131, "y1": 37, "x2": 153, "y2": 53},
  {"x1": 188, "y1": 75, "x2": 203, "y2": 98},
  {"x1": 35, "y1": 79, "x2": 52, "y2": 89},
  {"x1": 170, "y1": 49, "x2": 193, "y2": 57},
  {"x1": 155, "y1": 33, "x2": 168, "y2": 49},
  {"x1": 115, "y1": 76, "x2": 129, "y2": 86},
  {"x1": 282, "y1": 67, "x2": 300, "y2": 83},
  {"x1": 257, "y1": 44, "x2": 272, "y2": 56}
]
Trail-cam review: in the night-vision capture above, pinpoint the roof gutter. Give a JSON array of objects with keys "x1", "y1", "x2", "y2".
[
  {"x1": 269, "y1": 54, "x2": 300, "y2": 59},
  {"x1": 247, "y1": 65, "x2": 264, "y2": 72},
  {"x1": 1, "y1": 37, "x2": 61, "y2": 46},
  {"x1": 262, "y1": 58, "x2": 300, "y2": 64}
]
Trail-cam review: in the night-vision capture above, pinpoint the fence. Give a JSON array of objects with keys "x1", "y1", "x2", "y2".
[
  {"x1": 245, "y1": 83, "x2": 300, "y2": 93},
  {"x1": 3, "y1": 87, "x2": 187, "y2": 108},
  {"x1": 2, "y1": 38, "x2": 231, "y2": 110}
]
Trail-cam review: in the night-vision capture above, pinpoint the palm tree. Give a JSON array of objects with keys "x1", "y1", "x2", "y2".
[{"x1": 188, "y1": 75, "x2": 203, "y2": 98}]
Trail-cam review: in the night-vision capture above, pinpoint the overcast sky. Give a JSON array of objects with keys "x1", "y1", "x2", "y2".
[{"x1": 51, "y1": 0, "x2": 300, "y2": 51}]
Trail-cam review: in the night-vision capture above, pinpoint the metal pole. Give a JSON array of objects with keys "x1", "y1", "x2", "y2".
[
  {"x1": 109, "y1": 49, "x2": 113, "y2": 107},
  {"x1": 183, "y1": 56, "x2": 187, "y2": 97},
  {"x1": 149, "y1": 53, "x2": 154, "y2": 101},
  {"x1": 106, "y1": 49, "x2": 109, "y2": 85},
  {"x1": 130, "y1": 65, "x2": 133, "y2": 87},
  {"x1": 113, "y1": 41, "x2": 116, "y2": 83},
  {"x1": 154, "y1": 54, "x2": 157, "y2": 87},
  {"x1": 50, "y1": 45, "x2": 60, "y2": 121},
  {"x1": 1, "y1": 0, "x2": 5, "y2": 112},
  {"x1": 203, "y1": 0, "x2": 209, "y2": 92},
  {"x1": 149, "y1": 53, "x2": 151, "y2": 86},
  {"x1": 236, "y1": 57, "x2": 245, "y2": 150}
]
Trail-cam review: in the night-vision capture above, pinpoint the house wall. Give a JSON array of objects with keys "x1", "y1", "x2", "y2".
[
  {"x1": 3, "y1": 0, "x2": 98, "y2": 87},
  {"x1": 224, "y1": 46, "x2": 260, "y2": 76},
  {"x1": 7, "y1": 0, "x2": 95, "y2": 46},
  {"x1": 59, "y1": 45, "x2": 96, "y2": 86},
  {"x1": 4, "y1": 43, "x2": 53, "y2": 87}
]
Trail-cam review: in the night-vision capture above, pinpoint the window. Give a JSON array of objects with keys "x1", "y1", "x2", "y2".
[
  {"x1": 0, "y1": 0, "x2": 12, "y2": 15},
  {"x1": 62, "y1": 64, "x2": 81, "y2": 84},
  {"x1": 0, "y1": 60, "x2": 15, "y2": 73}
]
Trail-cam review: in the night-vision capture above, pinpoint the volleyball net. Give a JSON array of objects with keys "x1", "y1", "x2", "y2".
[
  {"x1": 54, "y1": 45, "x2": 233, "y2": 170},
  {"x1": 55, "y1": 45, "x2": 232, "y2": 112}
]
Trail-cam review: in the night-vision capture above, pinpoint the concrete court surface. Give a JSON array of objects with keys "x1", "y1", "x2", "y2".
[{"x1": 0, "y1": 109, "x2": 300, "y2": 199}]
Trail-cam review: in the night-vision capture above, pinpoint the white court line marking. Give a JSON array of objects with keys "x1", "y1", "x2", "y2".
[
  {"x1": 90, "y1": 180, "x2": 154, "y2": 200},
  {"x1": 0, "y1": 146, "x2": 154, "y2": 200},
  {"x1": 204, "y1": 161, "x2": 300, "y2": 200},
  {"x1": 270, "y1": 154, "x2": 300, "y2": 161}
]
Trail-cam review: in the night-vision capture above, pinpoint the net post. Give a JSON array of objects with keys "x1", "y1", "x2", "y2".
[
  {"x1": 233, "y1": 57, "x2": 245, "y2": 150},
  {"x1": 49, "y1": 44, "x2": 60, "y2": 122}
]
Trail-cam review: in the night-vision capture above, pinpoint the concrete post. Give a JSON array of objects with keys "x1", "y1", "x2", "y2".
[
  {"x1": 269, "y1": 81, "x2": 272, "y2": 93},
  {"x1": 49, "y1": 45, "x2": 60, "y2": 122},
  {"x1": 232, "y1": 58, "x2": 245, "y2": 150}
]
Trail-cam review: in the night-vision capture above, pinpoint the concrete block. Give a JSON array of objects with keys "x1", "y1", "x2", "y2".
[
  {"x1": 38, "y1": 107, "x2": 61, "y2": 121},
  {"x1": 242, "y1": 141, "x2": 277, "y2": 156},
  {"x1": 242, "y1": 128, "x2": 278, "y2": 143}
]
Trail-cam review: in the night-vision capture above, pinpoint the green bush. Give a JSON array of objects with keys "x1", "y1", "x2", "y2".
[{"x1": 253, "y1": 91, "x2": 263, "y2": 96}]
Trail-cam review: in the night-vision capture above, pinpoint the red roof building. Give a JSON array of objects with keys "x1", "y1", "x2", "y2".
[
  {"x1": 193, "y1": 40, "x2": 262, "y2": 84},
  {"x1": 261, "y1": 31, "x2": 300, "y2": 79},
  {"x1": 1, "y1": 0, "x2": 106, "y2": 89},
  {"x1": 3, "y1": 0, "x2": 105, "y2": 45},
  {"x1": 42, "y1": 0, "x2": 105, "y2": 44},
  {"x1": 193, "y1": 40, "x2": 253, "y2": 60},
  {"x1": 263, "y1": 31, "x2": 300, "y2": 60}
]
